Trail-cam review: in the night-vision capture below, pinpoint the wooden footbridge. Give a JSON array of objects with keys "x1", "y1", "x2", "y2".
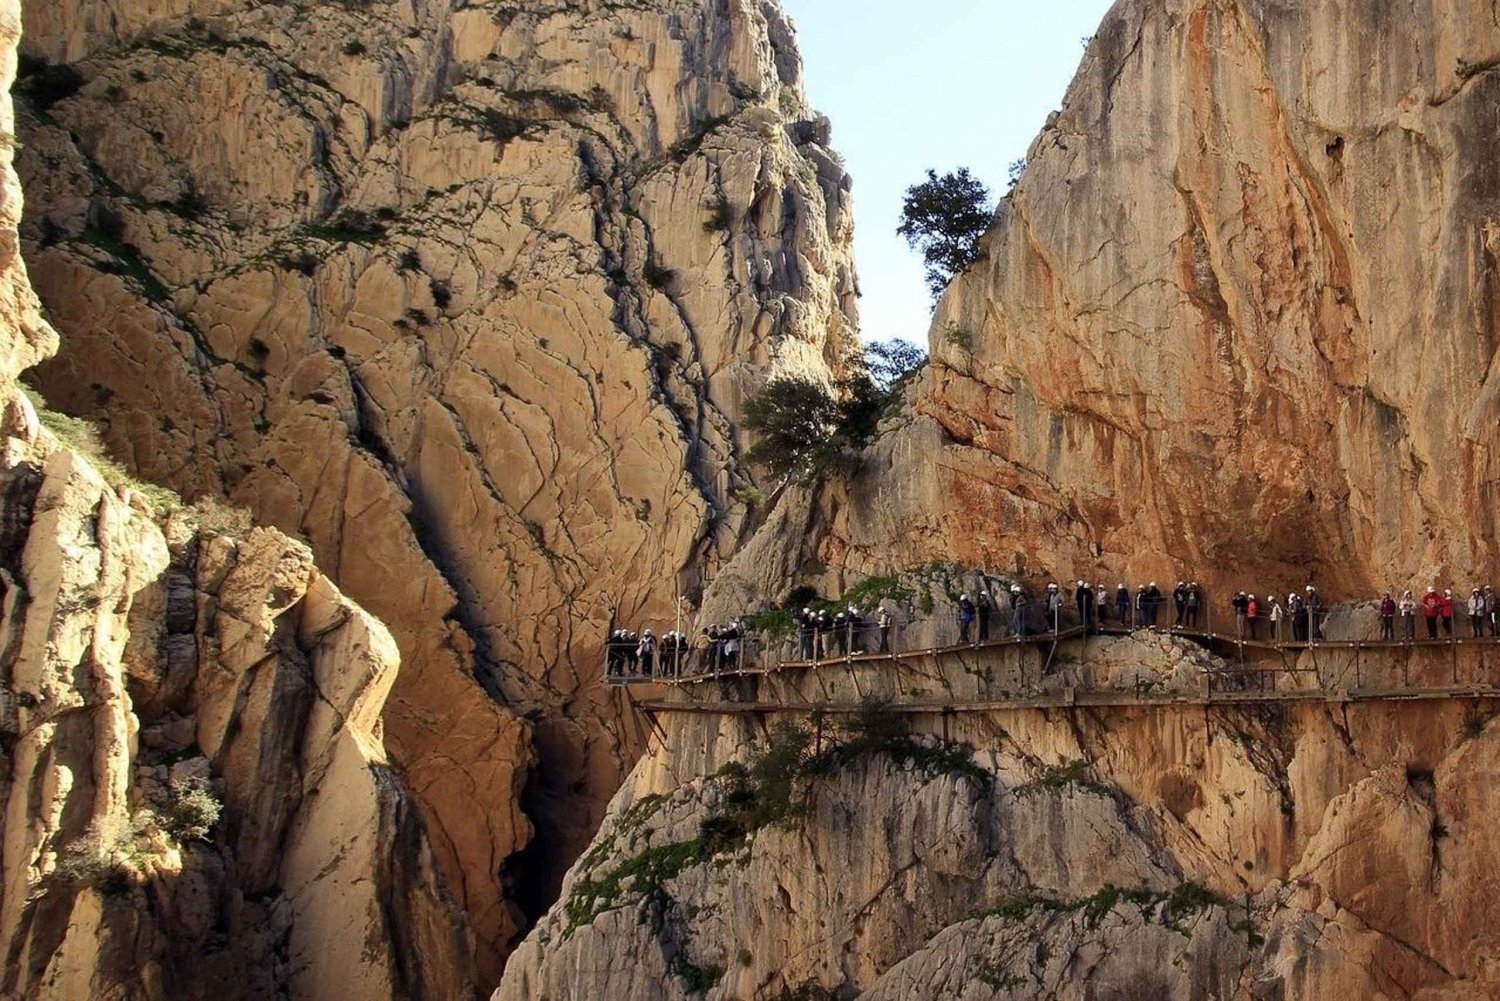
[{"x1": 609, "y1": 621, "x2": 1500, "y2": 716}]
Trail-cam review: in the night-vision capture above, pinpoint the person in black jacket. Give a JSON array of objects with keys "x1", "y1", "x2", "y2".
[
  {"x1": 1173, "y1": 582, "x2": 1188, "y2": 627},
  {"x1": 977, "y1": 590, "x2": 994, "y2": 641}
]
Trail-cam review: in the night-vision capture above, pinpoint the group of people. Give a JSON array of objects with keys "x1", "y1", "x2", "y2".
[
  {"x1": 1378, "y1": 586, "x2": 1500, "y2": 640},
  {"x1": 609, "y1": 578, "x2": 1500, "y2": 680},
  {"x1": 1228, "y1": 587, "x2": 1324, "y2": 641},
  {"x1": 795, "y1": 605, "x2": 898, "y2": 658},
  {"x1": 953, "y1": 581, "x2": 1207, "y2": 640},
  {"x1": 604, "y1": 621, "x2": 748, "y2": 678}
]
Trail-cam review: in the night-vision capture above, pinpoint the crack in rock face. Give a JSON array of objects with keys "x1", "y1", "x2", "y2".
[{"x1": 12, "y1": 0, "x2": 858, "y2": 984}]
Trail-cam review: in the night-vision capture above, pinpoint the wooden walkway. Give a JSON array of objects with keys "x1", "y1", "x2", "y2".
[
  {"x1": 637, "y1": 684, "x2": 1500, "y2": 716},
  {"x1": 610, "y1": 622, "x2": 1498, "y2": 689},
  {"x1": 610, "y1": 619, "x2": 1500, "y2": 716}
]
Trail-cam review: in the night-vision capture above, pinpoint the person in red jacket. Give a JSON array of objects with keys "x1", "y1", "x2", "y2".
[
  {"x1": 1246, "y1": 595, "x2": 1260, "y2": 640},
  {"x1": 1440, "y1": 588, "x2": 1455, "y2": 636},
  {"x1": 1422, "y1": 587, "x2": 1442, "y2": 639}
]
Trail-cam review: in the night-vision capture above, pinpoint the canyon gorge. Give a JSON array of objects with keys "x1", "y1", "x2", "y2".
[{"x1": 0, "y1": 0, "x2": 1497, "y2": 998}]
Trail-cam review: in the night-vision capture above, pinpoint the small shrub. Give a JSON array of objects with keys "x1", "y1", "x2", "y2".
[
  {"x1": 1459, "y1": 711, "x2": 1493, "y2": 743},
  {"x1": 1160, "y1": 881, "x2": 1227, "y2": 929},
  {"x1": 478, "y1": 108, "x2": 534, "y2": 144},
  {"x1": 397, "y1": 248, "x2": 422, "y2": 273},
  {"x1": 945, "y1": 325, "x2": 974, "y2": 350},
  {"x1": 341, "y1": 38, "x2": 367, "y2": 56},
  {"x1": 160, "y1": 780, "x2": 221, "y2": 842},
  {"x1": 672, "y1": 958, "x2": 723, "y2": 996},
  {"x1": 643, "y1": 259, "x2": 675, "y2": 290},
  {"x1": 1020, "y1": 759, "x2": 1110, "y2": 796},
  {"x1": 703, "y1": 194, "x2": 732, "y2": 233},
  {"x1": 184, "y1": 496, "x2": 254, "y2": 538},
  {"x1": 746, "y1": 721, "x2": 813, "y2": 826},
  {"x1": 405, "y1": 307, "x2": 431, "y2": 327},
  {"x1": 173, "y1": 185, "x2": 210, "y2": 220},
  {"x1": 429, "y1": 278, "x2": 452, "y2": 309}
]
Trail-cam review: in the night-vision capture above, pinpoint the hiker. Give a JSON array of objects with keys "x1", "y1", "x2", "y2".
[
  {"x1": 1011, "y1": 586, "x2": 1028, "y2": 637},
  {"x1": 1232, "y1": 591, "x2": 1249, "y2": 638},
  {"x1": 798, "y1": 607, "x2": 815, "y2": 660},
  {"x1": 1173, "y1": 582, "x2": 1188, "y2": 627},
  {"x1": 1046, "y1": 584, "x2": 1064, "y2": 631},
  {"x1": 1074, "y1": 580, "x2": 1093, "y2": 629},
  {"x1": 1096, "y1": 582, "x2": 1110, "y2": 625},
  {"x1": 1269, "y1": 594, "x2": 1285, "y2": 642},
  {"x1": 1115, "y1": 584, "x2": 1129, "y2": 625},
  {"x1": 1133, "y1": 585, "x2": 1147, "y2": 629},
  {"x1": 1440, "y1": 589, "x2": 1455, "y2": 637},
  {"x1": 845, "y1": 606, "x2": 863, "y2": 654},
  {"x1": 1486, "y1": 585, "x2": 1497, "y2": 637},
  {"x1": 1305, "y1": 586, "x2": 1323, "y2": 641},
  {"x1": 1246, "y1": 594, "x2": 1260, "y2": 640},
  {"x1": 717, "y1": 621, "x2": 735, "y2": 669},
  {"x1": 1185, "y1": 583, "x2": 1202, "y2": 629},
  {"x1": 959, "y1": 594, "x2": 976, "y2": 644},
  {"x1": 814, "y1": 610, "x2": 831, "y2": 659},
  {"x1": 638, "y1": 629, "x2": 656, "y2": 677},
  {"x1": 1379, "y1": 592, "x2": 1396, "y2": 641},
  {"x1": 1146, "y1": 582, "x2": 1163, "y2": 627},
  {"x1": 877, "y1": 606, "x2": 893, "y2": 653},
  {"x1": 1399, "y1": 590, "x2": 1417, "y2": 641},
  {"x1": 977, "y1": 589, "x2": 994, "y2": 642},
  {"x1": 1288, "y1": 592, "x2": 1306, "y2": 642},
  {"x1": 1469, "y1": 588, "x2": 1486, "y2": 637},
  {"x1": 1422, "y1": 587, "x2": 1441, "y2": 639}
]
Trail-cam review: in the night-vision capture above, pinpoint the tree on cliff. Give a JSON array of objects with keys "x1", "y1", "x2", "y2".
[
  {"x1": 744, "y1": 341, "x2": 923, "y2": 484},
  {"x1": 897, "y1": 168, "x2": 994, "y2": 299}
]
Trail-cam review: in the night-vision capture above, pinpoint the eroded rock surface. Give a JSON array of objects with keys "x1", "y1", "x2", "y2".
[
  {"x1": 14, "y1": 0, "x2": 857, "y2": 973},
  {"x1": 497, "y1": 634, "x2": 1500, "y2": 999},
  {"x1": 713, "y1": 0, "x2": 1500, "y2": 614},
  {"x1": 0, "y1": 433, "x2": 476, "y2": 1000}
]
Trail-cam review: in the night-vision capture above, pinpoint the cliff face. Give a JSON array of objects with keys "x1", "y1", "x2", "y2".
[
  {"x1": 724, "y1": 0, "x2": 1500, "y2": 605},
  {"x1": 0, "y1": 4, "x2": 472, "y2": 992},
  {"x1": 14, "y1": 0, "x2": 857, "y2": 975},
  {"x1": 496, "y1": 637, "x2": 1500, "y2": 1000}
]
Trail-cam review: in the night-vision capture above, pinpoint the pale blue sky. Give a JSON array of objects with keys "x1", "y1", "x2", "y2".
[{"x1": 780, "y1": 0, "x2": 1117, "y2": 345}]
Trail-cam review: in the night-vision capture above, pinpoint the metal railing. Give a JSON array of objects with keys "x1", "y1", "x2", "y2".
[{"x1": 605, "y1": 590, "x2": 1500, "y2": 687}]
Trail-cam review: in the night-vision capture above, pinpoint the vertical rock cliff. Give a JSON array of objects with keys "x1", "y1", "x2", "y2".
[
  {"x1": 13, "y1": 0, "x2": 858, "y2": 975},
  {"x1": 0, "y1": 2, "x2": 476, "y2": 994},
  {"x1": 720, "y1": 0, "x2": 1500, "y2": 607}
]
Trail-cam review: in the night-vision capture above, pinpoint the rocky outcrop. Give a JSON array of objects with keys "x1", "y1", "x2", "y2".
[
  {"x1": 496, "y1": 633, "x2": 1500, "y2": 999},
  {"x1": 0, "y1": 3, "x2": 473, "y2": 992},
  {"x1": 13, "y1": 0, "x2": 857, "y2": 974},
  {"x1": 714, "y1": 0, "x2": 1500, "y2": 612},
  {"x1": 0, "y1": 435, "x2": 476, "y2": 1000}
]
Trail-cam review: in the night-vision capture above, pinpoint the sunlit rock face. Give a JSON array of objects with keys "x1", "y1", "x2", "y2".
[
  {"x1": 496, "y1": 634, "x2": 1500, "y2": 1000},
  {"x1": 714, "y1": 0, "x2": 1500, "y2": 613},
  {"x1": 13, "y1": 0, "x2": 858, "y2": 978},
  {"x1": 0, "y1": 10, "x2": 472, "y2": 991}
]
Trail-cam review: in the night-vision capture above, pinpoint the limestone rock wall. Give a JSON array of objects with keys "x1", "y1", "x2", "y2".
[
  {"x1": 496, "y1": 634, "x2": 1500, "y2": 1000},
  {"x1": 13, "y1": 0, "x2": 857, "y2": 974},
  {"x1": 718, "y1": 0, "x2": 1500, "y2": 612},
  {"x1": 0, "y1": 431, "x2": 476, "y2": 1000}
]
